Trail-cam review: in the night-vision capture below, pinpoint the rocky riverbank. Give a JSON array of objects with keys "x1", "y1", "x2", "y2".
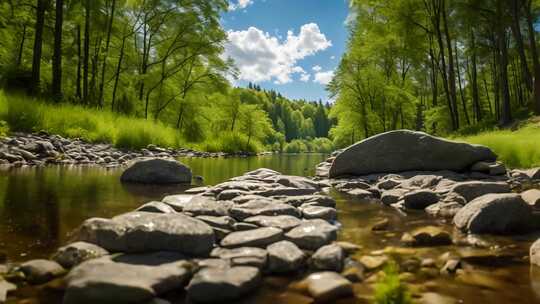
[{"x1": 0, "y1": 132, "x2": 260, "y2": 168}]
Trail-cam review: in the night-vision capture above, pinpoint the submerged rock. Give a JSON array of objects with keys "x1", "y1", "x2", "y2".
[
  {"x1": 305, "y1": 272, "x2": 353, "y2": 302},
  {"x1": 402, "y1": 190, "x2": 439, "y2": 209},
  {"x1": 77, "y1": 212, "x2": 215, "y2": 255},
  {"x1": 453, "y1": 193, "x2": 533, "y2": 234},
  {"x1": 522, "y1": 189, "x2": 540, "y2": 207},
  {"x1": 186, "y1": 266, "x2": 261, "y2": 303},
  {"x1": 401, "y1": 226, "x2": 452, "y2": 247},
  {"x1": 530, "y1": 239, "x2": 540, "y2": 266},
  {"x1": 120, "y1": 158, "x2": 192, "y2": 184},
  {"x1": 329, "y1": 130, "x2": 496, "y2": 177}
]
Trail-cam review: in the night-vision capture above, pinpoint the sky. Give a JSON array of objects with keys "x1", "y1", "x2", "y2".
[{"x1": 221, "y1": 0, "x2": 350, "y2": 102}]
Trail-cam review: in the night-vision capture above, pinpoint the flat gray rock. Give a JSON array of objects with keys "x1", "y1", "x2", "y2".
[
  {"x1": 310, "y1": 244, "x2": 344, "y2": 272},
  {"x1": 187, "y1": 266, "x2": 261, "y2": 303},
  {"x1": 221, "y1": 227, "x2": 283, "y2": 248},
  {"x1": 244, "y1": 215, "x2": 302, "y2": 231},
  {"x1": 305, "y1": 272, "x2": 353, "y2": 302},
  {"x1": 19, "y1": 259, "x2": 65, "y2": 284},
  {"x1": 285, "y1": 219, "x2": 338, "y2": 250},
  {"x1": 450, "y1": 181, "x2": 510, "y2": 202},
  {"x1": 229, "y1": 199, "x2": 300, "y2": 221},
  {"x1": 402, "y1": 190, "x2": 439, "y2": 209},
  {"x1": 329, "y1": 130, "x2": 496, "y2": 177},
  {"x1": 266, "y1": 240, "x2": 305, "y2": 273},
  {"x1": 182, "y1": 196, "x2": 232, "y2": 217},
  {"x1": 196, "y1": 215, "x2": 236, "y2": 230},
  {"x1": 454, "y1": 193, "x2": 533, "y2": 234},
  {"x1": 136, "y1": 201, "x2": 177, "y2": 214},
  {"x1": 77, "y1": 212, "x2": 215, "y2": 256},
  {"x1": 52, "y1": 241, "x2": 109, "y2": 269},
  {"x1": 120, "y1": 158, "x2": 192, "y2": 184},
  {"x1": 210, "y1": 247, "x2": 267, "y2": 269},
  {"x1": 64, "y1": 254, "x2": 192, "y2": 304},
  {"x1": 161, "y1": 194, "x2": 193, "y2": 211},
  {"x1": 301, "y1": 206, "x2": 337, "y2": 222}
]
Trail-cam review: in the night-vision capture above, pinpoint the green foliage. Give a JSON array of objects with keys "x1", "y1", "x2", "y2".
[
  {"x1": 373, "y1": 262, "x2": 413, "y2": 304},
  {"x1": 457, "y1": 123, "x2": 540, "y2": 168},
  {"x1": 283, "y1": 138, "x2": 335, "y2": 153},
  {"x1": 202, "y1": 132, "x2": 261, "y2": 153},
  {"x1": 5, "y1": 95, "x2": 43, "y2": 133}
]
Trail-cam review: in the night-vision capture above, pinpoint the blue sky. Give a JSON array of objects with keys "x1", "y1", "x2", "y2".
[{"x1": 221, "y1": 0, "x2": 350, "y2": 102}]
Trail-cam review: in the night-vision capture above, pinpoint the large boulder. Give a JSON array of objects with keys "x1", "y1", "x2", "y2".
[
  {"x1": 120, "y1": 158, "x2": 192, "y2": 184},
  {"x1": 453, "y1": 193, "x2": 533, "y2": 234},
  {"x1": 329, "y1": 130, "x2": 496, "y2": 177},
  {"x1": 77, "y1": 212, "x2": 215, "y2": 256}
]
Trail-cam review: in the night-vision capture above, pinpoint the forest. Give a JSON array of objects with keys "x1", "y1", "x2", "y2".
[
  {"x1": 330, "y1": 0, "x2": 540, "y2": 147},
  {"x1": 0, "y1": 0, "x2": 334, "y2": 153}
]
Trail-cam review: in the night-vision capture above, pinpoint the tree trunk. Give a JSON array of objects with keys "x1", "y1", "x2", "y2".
[
  {"x1": 83, "y1": 0, "x2": 90, "y2": 103},
  {"x1": 525, "y1": 0, "x2": 540, "y2": 114},
  {"x1": 510, "y1": 0, "x2": 533, "y2": 92},
  {"x1": 30, "y1": 0, "x2": 46, "y2": 95},
  {"x1": 76, "y1": 25, "x2": 82, "y2": 100},
  {"x1": 98, "y1": 0, "x2": 116, "y2": 108},
  {"x1": 454, "y1": 41, "x2": 470, "y2": 125},
  {"x1": 442, "y1": 0, "x2": 459, "y2": 129},
  {"x1": 52, "y1": 0, "x2": 64, "y2": 101},
  {"x1": 111, "y1": 35, "x2": 126, "y2": 112},
  {"x1": 470, "y1": 30, "x2": 482, "y2": 122},
  {"x1": 16, "y1": 24, "x2": 27, "y2": 66},
  {"x1": 497, "y1": 1, "x2": 512, "y2": 125}
]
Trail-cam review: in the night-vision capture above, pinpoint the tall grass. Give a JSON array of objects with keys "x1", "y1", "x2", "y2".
[
  {"x1": 200, "y1": 132, "x2": 261, "y2": 153},
  {"x1": 457, "y1": 123, "x2": 540, "y2": 168},
  {"x1": 0, "y1": 91, "x2": 186, "y2": 150}
]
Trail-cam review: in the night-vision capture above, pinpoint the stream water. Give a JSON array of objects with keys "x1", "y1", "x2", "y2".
[{"x1": 1, "y1": 153, "x2": 540, "y2": 303}]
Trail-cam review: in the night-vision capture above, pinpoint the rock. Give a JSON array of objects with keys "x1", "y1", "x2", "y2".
[
  {"x1": 381, "y1": 189, "x2": 407, "y2": 205},
  {"x1": 358, "y1": 255, "x2": 388, "y2": 270},
  {"x1": 402, "y1": 190, "x2": 439, "y2": 209},
  {"x1": 310, "y1": 244, "x2": 344, "y2": 272},
  {"x1": 266, "y1": 241, "x2": 305, "y2": 273},
  {"x1": 275, "y1": 175, "x2": 320, "y2": 190},
  {"x1": 52, "y1": 242, "x2": 109, "y2": 269},
  {"x1": 401, "y1": 226, "x2": 452, "y2": 247},
  {"x1": 281, "y1": 195, "x2": 336, "y2": 208},
  {"x1": 301, "y1": 206, "x2": 337, "y2": 222},
  {"x1": 221, "y1": 227, "x2": 283, "y2": 248},
  {"x1": 0, "y1": 280, "x2": 16, "y2": 303},
  {"x1": 525, "y1": 168, "x2": 540, "y2": 179},
  {"x1": 425, "y1": 201, "x2": 463, "y2": 218},
  {"x1": 335, "y1": 181, "x2": 371, "y2": 191},
  {"x1": 217, "y1": 189, "x2": 250, "y2": 201},
  {"x1": 329, "y1": 130, "x2": 496, "y2": 177},
  {"x1": 255, "y1": 187, "x2": 318, "y2": 197},
  {"x1": 210, "y1": 247, "x2": 267, "y2": 269},
  {"x1": 182, "y1": 196, "x2": 231, "y2": 217},
  {"x1": 244, "y1": 215, "x2": 301, "y2": 231},
  {"x1": 161, "y1": 194, "x2": 192, "y2": 211},
  {"x1": 64, "y1": 254, "x2": 192, "y2": 304},
  {"x1": 185, "y1": 187, "x2": 209, "y2": 194},
  {"x1": 530, "y1": 239, "x2": 540, "y2": 266},
  {"x1": 347, "y1": 189, "x2": 374, "y2": 200},
  {"x1": 19, "y1": 259, "x2": 65, "y2": 284},
  {"x1": 136, "y1": 201, "x2": 177, "y2": 214},
  {"x1": 522, "y1": 189, "x2": 540, "y2": 207},
  {"x1": 376, "y1": 179, "x2": 401, "y2": 190},
  {"x1": 305, "y1": 272, "x2": 353, "y2": 302},
  {"x1": 229, "y1": 199, "x2": 300, "y2": 221},
  {"x1": 285, "y1": 219, "x2": 338, "y2": 250},
  {"x1": 420, "y1": 293, "x2": 458, "y2": 304},
  {"x1": 187, "y1": 266, "x2": 261, "y2": 303},
  {"x1": 120, "y1": 158, "x2": 192, "y2": 184},
  {"x1": 234, "y1": 222, "x2": 259, "y2": 231},
  {"x1": 196, "y1": 215, "x2": 236, "y2": 230},
  {"x1": 371, "y1": 218, "x2": 390, "y2": 231},
  {"x1": 450, "y1": 181, "x2": 510, "y2": 202},
  {"x1": 440, "y1": 259, "x2": 461, "y2": 274},
  {"x1": 454, "y1": 193, "x2": 533, "y2": 234},
  {"x1": 77, "y1": 212, "x2": 215, "y2": 256},
  {"x1": 401, "y1": 175, "x2": 442, "y2": 189}
]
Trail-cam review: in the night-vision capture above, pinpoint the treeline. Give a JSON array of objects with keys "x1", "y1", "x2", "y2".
[
  {"x1": 0, "y1": 0, "x2": 333, "y2": 152},
  {"x1": 329, "y1": 0, "x2": 540, "y2": 147}
]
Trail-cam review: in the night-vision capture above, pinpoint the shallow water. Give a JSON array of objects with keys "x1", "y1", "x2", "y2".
[{"x1": 1, "y1": 153, "x2": 540, "y2": 303}]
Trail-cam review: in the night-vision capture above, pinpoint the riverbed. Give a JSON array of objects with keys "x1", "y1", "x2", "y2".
[{"x1": 1, "y1": 154, "x2": 540, "y2": 303}]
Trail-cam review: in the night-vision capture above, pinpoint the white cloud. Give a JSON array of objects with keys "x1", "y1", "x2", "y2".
[
  {"x1": 330, "y1": 55, "x2": 336, "y2": 60},
  {"x1": 314, "y1": 70, "x2": 334, "y2": 85},
  {"x1": 224, "y1": 23, "x2": 332, "y2": 84},
  {"x1": 229, "y1": 0, "x2": 254, "y2": 11},
  {"x1": 300, "y1": 73, "x2": 311, "y2": 82},
  {"x1": 312, "y1": 65, "x2": 322, "y2": 72}
]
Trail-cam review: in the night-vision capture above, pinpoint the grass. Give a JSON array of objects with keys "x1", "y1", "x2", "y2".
[
  {"x1": 199, "y1": 132, "x2": 261, "y2": 153},
  {"x1": 373, "y1": 262, "x2": 413, "y2": 304},
  {"x1": 0, "y1": 91, "x2": 187, "y2": 150},
  {"x1": 456, "y1": 120, "x2": 540, "y2": 168}
]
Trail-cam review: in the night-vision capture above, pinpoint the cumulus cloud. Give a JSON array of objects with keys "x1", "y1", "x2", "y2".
[
  {"x1": 229, "y1": 0, "x2": 254, "y2": 11},
  {"x1": 314, "y1": 70, "x2": 334, "y2": 85},
  {"x1": 300, "y1": 73, "x2": 311, "y2": 82},
  {"x1": 312, "y1": 65, "x2": 322, "y2": 72},
  {"x1": 224, "y1": 23, "x2": 332, "y2": 84}
]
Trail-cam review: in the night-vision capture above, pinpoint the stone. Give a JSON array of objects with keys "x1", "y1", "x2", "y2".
[
  {"x1": 234, "y1": 222, "x2": 259, "y2": 231},
  {"x1": 161, "y1": 194, "x2": 192, "y2": 211},
  {"x1": 454, "y1": 193, "x2": 533, "y2": 234},
  {"x1": 285, "y1": 219, "x2": 338, "y2": 250},
  {"x1": 530, "y1": 239, "x2": 540, "y2": 266},
  {"x1": 425, "y1": 201, "x2": 463, "y2": 218},
  {"x1": 450, "y1": 181, "x2": 510, "y2": 202},
  {"x1": 182, "y1": 196, "x2": 231, "y2": 217},
  {"x1": 401, "y1": 175, "x2": 442, "y2": 189},
  {"x1": 371, "y1": 218, "x2": 390, "y2": 231},
  {"x1": 266, "y1": 241, "x2": 305, "y2": 273},
  {"x1": 376, "y1": 179, "x2": 401, "y2": 190},
  {"x1": 525, "y1": 168, "x2": 540, "y2": 179},
  {"x1": 0, "y1": 280, "x2": 16, "y2": 303},
  {"x1": 358, "y1": 255, "x2": 388, "y2": 270},
  {"x1": 229, "y1": 200, "x2": 300, "y2": 221},
  {"x1": 77, "y1": 212, "x2": 215, "y2": 256},
  {"x1": 120, "y1": 158, "x2": 192, "y2": 184},
  {"x1": 52, "y1": 242, "x2": 109, "y2": 269},
  {"x1": 210, "y1": 247, "x2": 267, "y2": 269},
  {"x1": 185, "y1": 187, "x2": 209, "y2": 194},
  {"x1": 381, "y1": 189, "x2": 407, "y2": 205},
  {"x1": 244, "y1": 215, "x2": 301, "y2": 231},
  {"x1": 301, "y1": 206, "x2": 337, "y2": 222},
  {"x1": 275, "y1": 175, "x2": 320, "y2": 190},
  {"x1": 305, "y1": 272, "x2": 353, "y2": 302},
  {"x1": 19, "y1": 259, "x2": 65, "y2": 284},
  {"x1": 217, "y1": 189, "x2": 250, "y2": 201},
  {"x1": 522, "y1": 189, "x2": 540, "y2": 207},
  {"x1": 221, "y1": 227, "x2": 283, "y2": 248},
  {"x1": 310, "y1": 244, "x2": 344, "y2": 272},
  {"x1": 440, "y1": 259, "x2": 462, "y2": 274},
  {"x1": 347, "y1": 189, "x2": 374, "y2": 200},
  {"x1": 402, "y1": 190, "x2": 439, "y2": 209},
  {"x1": 136, "y1": 201, "x2": 177, "y2": 214},
  {"x1": 196, "y1": 215, "x2": 236, "y2": 230},
  {"x1": 64, "y1": 254, "x2": 192, "y2": 304},
  {"x1": 329, "y1": 130, "x2": 496, "y2": 177},
  {"x1": 186, "y1": 266, "x2": 261, "y2": 303},
  {"x1": 255, "y1": 187, "x2": 318, "y2": 197},
  {"x1": 401, "y1": 226, "x2": 452, "y2": 247},
  {"x1": 335, "y1": 181, "x2": 371, "y2": 191}
]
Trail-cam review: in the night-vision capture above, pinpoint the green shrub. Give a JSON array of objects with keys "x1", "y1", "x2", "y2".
[
  {"x1": 5, "y1": 95, "x2": 44, "y2": 132},
  {"x1": 373, "y1": 262, "x2": 413, "y2": 304},
  {"x1": 203, "y1": 132, "x2": 261, "y2": 153},
  {"x1": 0, "y1": 120, "x2": 8, "y2": 136},
  {"x1": 283, "y1": 139, "x2": 308, "y2": 153}
]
